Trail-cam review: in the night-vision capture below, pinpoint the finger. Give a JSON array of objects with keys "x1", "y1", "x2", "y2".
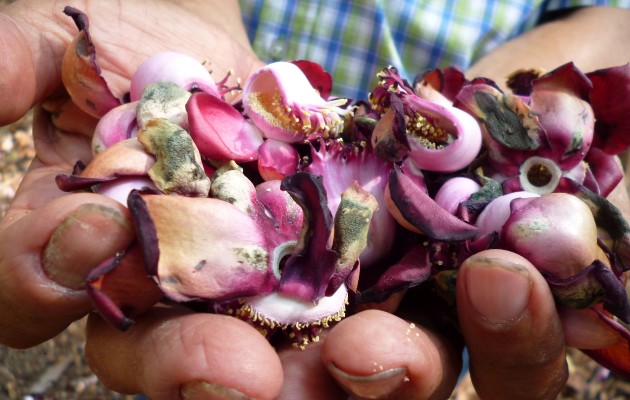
[
  {"x1": 0, "y1": 193, "x2": 134, "y2": 347},
  {"x1": 85, "y1": 306, "x2": 284, "y2": 400},
  {"x1": 276, "y1": 338, "x2": 347, "y2": 400},
  {"x1": 456, "y1": 249, "x2": 568, "y2": 400},
  {"x1": 321, "y1": 309, "x2": 461, "y2": 400}
]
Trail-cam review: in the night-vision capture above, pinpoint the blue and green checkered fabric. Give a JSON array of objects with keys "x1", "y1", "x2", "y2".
[{"x1": 240, "y1": 0, "x2": 630, "y2": 100}]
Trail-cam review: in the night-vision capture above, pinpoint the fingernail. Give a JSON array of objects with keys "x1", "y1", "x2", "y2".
[
  {"x1": 464, "y1": 257, "x2": 532, "y2": 323},
  {"x1": 326, "y1": 363, "x2": 408, "y2": 399},
  {"x1": 180, "y1": 381, "x2": 251, "y2": 400},
  {"x1": 42, "y1": 204, "x2": 133, "y2": 289}
]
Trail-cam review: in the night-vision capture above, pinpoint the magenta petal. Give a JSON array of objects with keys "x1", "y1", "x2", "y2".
[
  {"x1": 257, "y1": 139, "x2": 300, "y2": 181},
  {"x1": 93, "y1": 102, "x2": 139, "y2": 154},
  {"x1": 583, "y1": 147, "x2": 623, "y2": 197},
  {"x1": 386, "y1": 166, "x2": 478, "y2": 241},
  {"x1": 357, "y1": 244, "x2": 431, "y2": 303},
  {"x1": 187, "y1": 91, "x2": 263, "y2": 162},
  {"x1": 278, "y1": 173, "x2": 338, "y2": 302},
  {"x1": 588, "y1": 63, "x2": 630, "y2": 154},
  {"x1": 291, "y1": 60, "x2": 333, "y2": 100}
]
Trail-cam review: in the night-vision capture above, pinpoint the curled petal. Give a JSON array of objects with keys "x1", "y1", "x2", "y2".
[
  {"x1": 56, "y1": 139, "x2": 154, "y2": 192},
  {"x1": 434, "y1": 177, "x2": 481, "y2": 215},
  {"x1": 404, "y1": 97, "x2": 482, "y2": 173},
  {"x1": 129, "y1": 51, "x2": 220, "y2": 101},
  {"x1": 210, "y1": 163, "x2": 257, "y2": 214},
  {"x1": 475, "y1": 191, "x2": 539, "y2": 238},
  {"x1": 456, "y1": 83, "x2": 544, "y2": 161},
  {"x1": 93, "y1": 102, "x2": 139, "y2": 154},
  {"x1": 257, "y1": 139, "x2": 300, "y2": 181},
  {"x1": 502, "y1": 193, "x2": 598, "y2": 279},
  {"x1": 128, "y1": 191, "x2": 276, "y2": 302},
  {"x1": 62, "y1": 7, "x2": 121, "y2": 118},
  {"x1": 243, "y1": 62, "x2": 348, "y2": 143},
  {"x1": 187, "y1": 91, "x2": 263, "y2": 162},
  {"x1": 385, "y1": 166, "x2": 477, "y2": 241},
  {"x1": 357, "y1": 244, "x2": 431, "y2": 304}
]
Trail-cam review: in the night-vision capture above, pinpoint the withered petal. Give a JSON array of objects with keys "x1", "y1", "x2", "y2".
[
  {"x1": 62, "y1": 7, "x2": 121, "y2": 118},
  {"x1": 386, "y1": 167, "x2": 478, "y2": 241},
  {"x1": 278, "y1": 172, "x2": 338, "y2": 302},
  {"x1": 128, "y1": 191, "x2": 276, "y2": 302}
]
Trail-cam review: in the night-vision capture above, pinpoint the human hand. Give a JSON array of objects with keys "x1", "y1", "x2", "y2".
[{"x1": 0, "y1": 0, "x2": 262, "y2": 356}]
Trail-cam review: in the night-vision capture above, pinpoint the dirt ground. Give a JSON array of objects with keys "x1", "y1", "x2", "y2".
[{"x1": 0, "y1": 0, "x2": 629, "y2": 398}]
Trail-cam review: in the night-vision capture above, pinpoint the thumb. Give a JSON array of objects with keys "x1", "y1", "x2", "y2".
[
  {"x1": 0, "y1": 193, "x2": 134, "y2": 348},
  {"x1": 456, "y1": 249, "x2": 568, "y2": 400},
  {"x1": 0, "y1": 7, "x2": 66, "y2": 125}
]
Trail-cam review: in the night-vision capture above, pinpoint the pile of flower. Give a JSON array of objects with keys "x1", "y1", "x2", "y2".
[{"x1": 56, "y1": 7, "x2": 630, "y2": 374}]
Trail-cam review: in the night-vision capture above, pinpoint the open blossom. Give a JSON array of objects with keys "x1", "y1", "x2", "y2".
[
  {"x1": 457, "y1": 62, "x2": 630, "y2": 198},
  {"x1": 242, "y1": 61, "x2": 350, "y2": 143},
  {"x1": 369, "y1": 67, "x2": 482, "y2": 173}
]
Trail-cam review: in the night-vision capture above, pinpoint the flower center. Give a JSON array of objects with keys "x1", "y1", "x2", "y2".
[
  {"x1": 405, "y1": 112, "x2": 449, "y2": 149},
  {"x1": 247, "y1": 91, "x2": 348, "y2": 139},
  {"x1": 519, "y1": 156, "x2": 562, "y2": 195}
]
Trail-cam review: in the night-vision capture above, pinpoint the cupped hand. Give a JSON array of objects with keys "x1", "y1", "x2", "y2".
[{"x1": 0, "y1": 0, "x2": 262, "y2": 346}]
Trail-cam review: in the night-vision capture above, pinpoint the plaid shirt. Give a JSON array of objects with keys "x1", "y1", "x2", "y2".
[{"x1": 239, "y1": 0, "x2": 630, "y2": 100}]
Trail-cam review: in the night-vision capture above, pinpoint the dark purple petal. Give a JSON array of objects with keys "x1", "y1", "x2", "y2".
[
  {"x1": 588, "y1": 63, "x2": 630, "y2": 154},
  {"x1": 544, "y1": 260, "x2": 630, "y2": 323},
  {"x1": 386, "y1": 166, "x2": 478, "y2": 241},
  {"x1": 370, "y1": 93, "x2": 410, "y2": 162},
  {"x1": 278, "y1": 172, "x2": 338, "y2": 302},
  {"x1": 505, "y1": 68, "x2": 544, "y2": 96},
  {"x1": 357, "y1": 244, "x2": 431, "y2": 304},
  {"x1": 413, "y1": 66, "x2": 467, "y2": 102}
]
